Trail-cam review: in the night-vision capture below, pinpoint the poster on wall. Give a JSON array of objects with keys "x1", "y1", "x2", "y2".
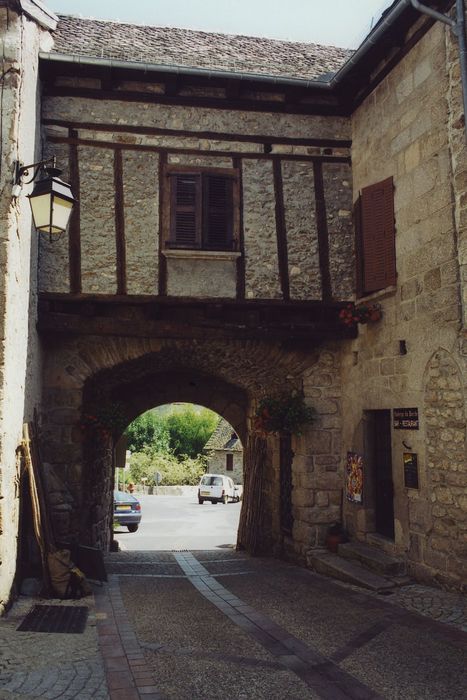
[
  {"x1": 346, "y1": 452, "x2": 364, "y2": 504},
  {"x1": 403, "y1": 452, "x2": 419, "y2": 489}
]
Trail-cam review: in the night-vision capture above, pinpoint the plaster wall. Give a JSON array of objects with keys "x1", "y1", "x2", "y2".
[
  {"x1": 0, "y1": 9, "x2": 46, "y2": 610},
  {"x1": 40, "y1": 96, "x2": 353, "y2": 302},
  {"x1": 346, "y1": 21, "x2": 467, "y2": 587},
  {"x1": 206, "y1": 449, "x2": 243, "y2": 484}
]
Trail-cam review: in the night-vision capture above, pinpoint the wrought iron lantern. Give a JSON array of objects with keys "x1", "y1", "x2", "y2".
[{"x1": 15, "y1": 156, "x2": 76, "y2": 236}]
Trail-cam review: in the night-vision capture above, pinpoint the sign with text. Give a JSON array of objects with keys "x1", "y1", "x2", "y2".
[
  {"x1": 403, "y1": 452, "x2": 419, "y2": 489},
  {"x1": 393, "y1": 407, "x2": 419, "y2": 430}
]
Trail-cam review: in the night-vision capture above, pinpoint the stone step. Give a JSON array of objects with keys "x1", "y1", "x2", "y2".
[
  {"x1": 308, "y1": 551, "x2": 396, "y2": 592},
  {"x1": 338, "y1": 541, "x2": 405, "y2": 577}
]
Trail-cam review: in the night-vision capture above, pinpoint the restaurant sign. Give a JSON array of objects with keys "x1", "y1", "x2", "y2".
[{"x1": 393, "y1": 407, "x2": 419, "y2": 430}]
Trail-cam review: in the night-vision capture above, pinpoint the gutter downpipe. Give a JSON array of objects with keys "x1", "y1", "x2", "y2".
[{"x1": 410, "y1": 0, "x2": 467, "y2": 142}]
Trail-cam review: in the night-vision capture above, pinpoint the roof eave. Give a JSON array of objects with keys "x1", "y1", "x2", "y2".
[{"x1": 39, "y1": 51, "x2": 335, "y2": 90}]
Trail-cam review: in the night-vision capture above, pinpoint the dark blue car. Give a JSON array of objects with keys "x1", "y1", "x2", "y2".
[{"x1": 113, "y1": 490, "x2": 142, "y2": 532}]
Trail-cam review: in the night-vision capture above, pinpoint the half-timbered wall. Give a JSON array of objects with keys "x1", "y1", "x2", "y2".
[{"x1": 40, "y1": 95, "x2": 353, "y2": 302}]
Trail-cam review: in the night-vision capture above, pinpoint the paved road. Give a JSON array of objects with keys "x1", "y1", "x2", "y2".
[
  {"x1": 101, "y1": 549, "x2": 467, "y2": 700},
  {"x1": 115, "y1": 493, "x2": 241, "y2": 551}
]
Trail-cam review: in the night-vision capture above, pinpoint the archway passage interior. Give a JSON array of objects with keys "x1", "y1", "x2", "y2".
[{"x1": 40, "y1": 337, "x2": 315, "y2": 558}]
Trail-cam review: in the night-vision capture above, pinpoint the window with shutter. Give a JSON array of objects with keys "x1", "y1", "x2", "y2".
[
  {"x1": 203, "y1": 175, "x2": 233, "y2": 250},
  {"x1": 166, "y1": 169, "x2": 237, "y2": 251},
  {"x1": 170, "y1": 174, "x2": 201, "y2": 248},
  {"x1": 226, "y1": 453, "x2": 233, "y2": 471},
  {"x1": 357, "y1": 177, "x2": 396, "y2": 296}
]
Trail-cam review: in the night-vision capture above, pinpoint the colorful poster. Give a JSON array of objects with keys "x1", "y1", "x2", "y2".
[{"x1": 346, "y1": 452, "x2": 363, "y2": 504}]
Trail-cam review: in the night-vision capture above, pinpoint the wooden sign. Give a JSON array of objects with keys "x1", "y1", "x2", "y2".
[
  {"x1": 393, "y1": 407, "x2": 419, "y2": 430},
  {"x1": 403, "y1": 452, "x2": 419, "y2": 489}
]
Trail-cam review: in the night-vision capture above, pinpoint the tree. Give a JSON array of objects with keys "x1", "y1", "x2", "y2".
[
  {"x1": 165, "y1": 406, "x2": 217, "y2": 458},
  {"x1": 125, "y1": 411, "x2": 170, "y2": 453}
]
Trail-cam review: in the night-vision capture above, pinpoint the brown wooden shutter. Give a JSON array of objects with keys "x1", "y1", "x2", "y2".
[
  {"x1": 226, "y1": 454, "x2": 233, "y2": 472},
  {"x1": 361, "y1": 177, "x2": 396, "y2": 293},
  {"x1": 353, "y1": 195, "x2": 364, "y2": 298},
  {"x1": 170, "y1": 174, "x2": 201, "y2": 248},
  {"x1": 202, "y1": 175, "x2": 234, "y2": 250}
]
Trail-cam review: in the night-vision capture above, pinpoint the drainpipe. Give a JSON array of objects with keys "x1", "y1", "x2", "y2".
[{"x1": 410, "y1": 0, "x2": 467, "y2": 141}]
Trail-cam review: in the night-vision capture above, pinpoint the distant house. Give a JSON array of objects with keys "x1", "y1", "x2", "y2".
[{"x1": 204, "y1": 420, "x2": 243, "y2": 484}]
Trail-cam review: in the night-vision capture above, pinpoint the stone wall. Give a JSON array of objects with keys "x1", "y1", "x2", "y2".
[
  {"x1": 0, "y1": 9, "x2": 48, "y2": 611},
  {"x1": 40, "y1": 96, "x2": 353, "y2": 302},
  {"x1": 343, "y1": 20, "x2": 467, "y2": 587}
]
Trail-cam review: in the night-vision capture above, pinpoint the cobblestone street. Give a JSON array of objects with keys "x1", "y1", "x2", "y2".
[{"x1": 0, "y1": 550, "x2": 466, "y2": 699}]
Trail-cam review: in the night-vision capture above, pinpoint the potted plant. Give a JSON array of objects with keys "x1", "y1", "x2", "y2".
[
  {"x1": 339, "y1": 302, "x2": 382, "y2": 327},
  {"x1": 325, "y1": 522, "x2": 347, "y2": 553},
  {"x1": 253, "y1": 392, "x2": 314, "y2": 437}
]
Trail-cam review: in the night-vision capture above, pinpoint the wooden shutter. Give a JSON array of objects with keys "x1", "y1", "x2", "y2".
[
  {"x1": 226, "y1": 454, "x2": 233, "y2": 472},
  {"x1": 202, "y1": 175, "x2": 234, "y2": 250},
  {"x1": 353, "y1": 196, "x2": 364, "y2": 298},
  {"x1": 361, "y1": 177, "x2": 396, "y2": 293},
  {"x1": 170, "y1": 174, "x2": 201, "y2": 248}
]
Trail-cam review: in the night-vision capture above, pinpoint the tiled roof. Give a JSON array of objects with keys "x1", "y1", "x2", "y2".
[
  {"x1": 204, "y1": 419, "x2": 243, "y2": 452},
  {"x1": 50, "y1": 15, "x2": 351, "y2": 81}
]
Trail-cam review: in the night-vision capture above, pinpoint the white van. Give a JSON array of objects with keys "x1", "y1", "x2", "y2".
[{"x1": 198, "y1": 474, "x2": 240, "y2": 504}]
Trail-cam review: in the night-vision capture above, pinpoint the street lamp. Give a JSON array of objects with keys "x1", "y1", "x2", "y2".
[{"x1": 14, "y1": 156, "x2": 76, "y2": 237}]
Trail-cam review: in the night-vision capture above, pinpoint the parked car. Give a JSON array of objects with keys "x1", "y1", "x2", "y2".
[
  {"x1": 113, "y1": 490, "x2": 142, "y2": 532},
  {"x1": 198, "y1": 474, "x2": 240, "y2": 504}
]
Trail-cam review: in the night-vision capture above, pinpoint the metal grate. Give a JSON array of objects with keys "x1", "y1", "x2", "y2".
[{"x1": 17, "y1": 605, "x2": 88, "y2": 634}]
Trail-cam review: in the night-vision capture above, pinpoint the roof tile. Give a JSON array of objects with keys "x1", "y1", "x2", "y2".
[{"x1": 50, "y1": 15, "x2": 351, "y2": 81}]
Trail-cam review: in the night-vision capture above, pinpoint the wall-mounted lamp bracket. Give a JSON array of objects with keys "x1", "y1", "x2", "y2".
[
  {"x1": 15, "y1": 156, "x2": 59, "y2": 186},
  {"x1": 13, "y1": 155, "x2": 76, "y2": 237}
]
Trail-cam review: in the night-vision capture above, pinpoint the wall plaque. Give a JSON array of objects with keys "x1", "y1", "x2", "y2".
[
  {"x1": 403, "y1": 452, "x2": 419, "y2": 489},
  {"x1": 393, "y1": 407, "x2": 419, "y2": 430}
]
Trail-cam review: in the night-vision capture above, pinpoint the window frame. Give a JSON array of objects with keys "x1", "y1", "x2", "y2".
[{"x1": 163, "y1": 164, "x2": 240, "y2": 253}]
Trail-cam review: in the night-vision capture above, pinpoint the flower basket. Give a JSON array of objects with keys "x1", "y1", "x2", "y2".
[
  {"x1": 339, "y1": 303, "x2": 382, "y2": 327},
  {"x1": 253, "y1": 393, "x2": 314, "y2": 436},
  {"x1": 80, "y1": 401, "x2": 127, "y2": 439}
]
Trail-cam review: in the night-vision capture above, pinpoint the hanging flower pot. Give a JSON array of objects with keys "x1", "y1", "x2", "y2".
[
  {"x1": 339, "y1": 303, "x2": 382, "y2": 327},
  {"x1": 253, "y1": 393, "x2": 314, "y2": 437}
]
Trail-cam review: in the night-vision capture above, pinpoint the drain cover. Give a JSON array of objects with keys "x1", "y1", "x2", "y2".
[{"x1": 17, "y1": 605, "x2": 88, "y2": 633}]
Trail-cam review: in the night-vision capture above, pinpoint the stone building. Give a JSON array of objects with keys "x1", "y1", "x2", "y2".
[
  {"x1": 204, "y1": 419, "x2": 244, "y2": 484},
  {"x1": 0, "y1": 0, "x2": 466, "y2": 610}
]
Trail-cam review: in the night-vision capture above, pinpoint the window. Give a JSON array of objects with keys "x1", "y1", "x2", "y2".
[
  {"x1": 355, "y1": 176, "x2": 396, "y2": 297},
  {"x1": 226, "y1": 453, "x2": 234, "y2": 471},
  {"x1": 165, "y1": 168, "x2": 238, "y2": 251}
]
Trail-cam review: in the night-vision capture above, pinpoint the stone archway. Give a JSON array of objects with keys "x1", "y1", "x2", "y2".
[
  {"x1": 424, "y1": 348, "x2": 467, "y2": 586},
  {"x1": 40, "y1": 334, "x2": 316, "y2": 554}
]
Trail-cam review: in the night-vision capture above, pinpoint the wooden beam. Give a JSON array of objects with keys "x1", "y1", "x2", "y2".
[
  {"x1": 42, "y1": 86, "x2": 345, "y2": 116},
  {"x1": 68, "y1": 129, "x2": 81, "y2": 293},
  {"x1": 48, "y1": 135, "x2": 350, "y2": 164},
  {"x1": 114, "y1": 149, "x2": 127, "y2": 295},
  {"x1": 43, "y1": 118, "x2": 352, "y2": 149},
  {"x1": 313, "y1": 161, "x2": 332, "y2": 302},
  {"x1": 232, "y1": 157, "x2": 245, "y2": 300},
  {"x1": 158, "y1": 152, "x2": 168, "y2": 296},
  {"x1": 273, "y1": 158, "x2": 289, "y2": 301}
]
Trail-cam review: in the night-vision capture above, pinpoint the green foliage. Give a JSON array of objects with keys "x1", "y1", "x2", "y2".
[
  {"x1": 129, "y1": 449, "x2": 206, "y2": 486},
  {"x1": 125, "y1": 405, "x2": 217, "y2": 459},
  {"x1": 165, "y1": 406, "x2": 218, "y2": 458},
  {"x1": 254, "y1": 393, "x2": 314, "y2": 436},
  {"x1": 125, "y1": 411, "x2": 171, "y2": 453}
]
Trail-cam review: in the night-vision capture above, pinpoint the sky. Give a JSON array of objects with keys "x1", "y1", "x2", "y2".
[{"x1": 49, "y1": 0, "x2": 394, "y2": 49}]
